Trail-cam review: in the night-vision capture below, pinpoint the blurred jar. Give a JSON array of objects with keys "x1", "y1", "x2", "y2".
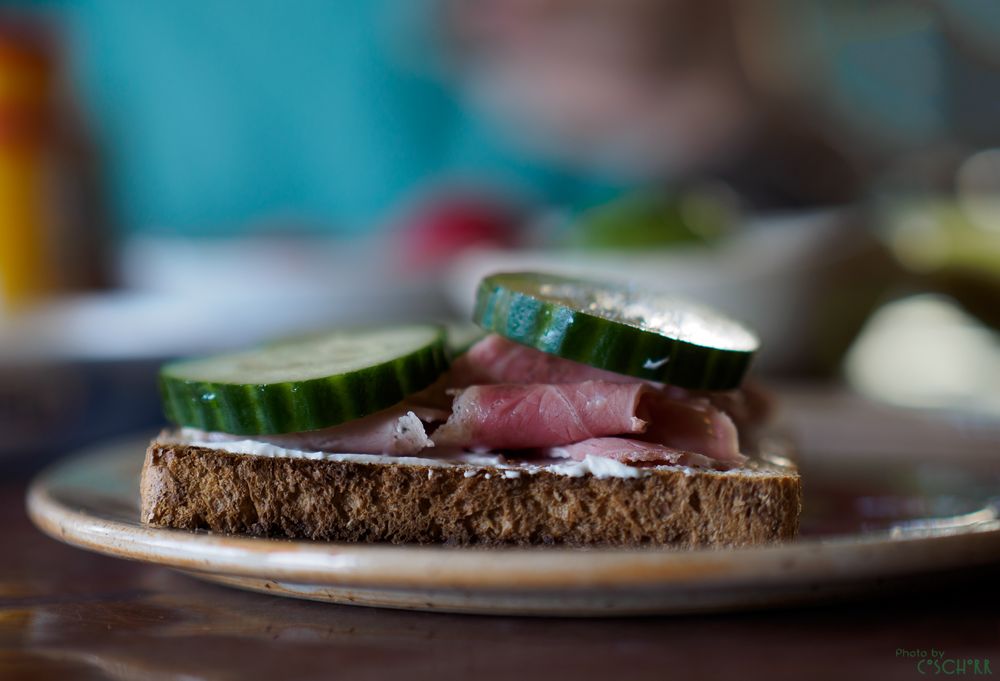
[{"x1": 0, "y1": 16, "x2": 110, "y2": 314}]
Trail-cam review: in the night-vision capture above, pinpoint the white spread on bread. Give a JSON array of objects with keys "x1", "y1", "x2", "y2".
[{"x1": 170, "y1": 427, "x2": 790, "y2": 479}]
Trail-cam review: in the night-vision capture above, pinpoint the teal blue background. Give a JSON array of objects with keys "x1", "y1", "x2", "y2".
[
  {"x1": 26, "y1": 0, "x2": 620, "y2": 237},
  {"x1": 11, "y1": 0, "x2": 1000, "y2": 236}
]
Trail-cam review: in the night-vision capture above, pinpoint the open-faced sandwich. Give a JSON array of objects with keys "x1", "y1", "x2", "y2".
[{"x1": 141, "y1": 272, "x2": 801, "y2": 547}]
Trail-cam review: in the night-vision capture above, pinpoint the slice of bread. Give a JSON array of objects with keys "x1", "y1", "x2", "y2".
[{"x1": 140, "y1": 437, "x2": 801, "y2": 548}]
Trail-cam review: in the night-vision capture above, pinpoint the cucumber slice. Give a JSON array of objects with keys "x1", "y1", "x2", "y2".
[
  {"x1": 473, "y1": 272, "x2": 759, "y2": 390},
  {"x1": 160, "y1": 325, "x2": 448, "y2": 435}
]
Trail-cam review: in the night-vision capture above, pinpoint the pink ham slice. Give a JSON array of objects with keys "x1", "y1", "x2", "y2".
[
  {"x1": 431, "y1": 381, "x2": 648, "y2": 450},
  {"x1": 264, "y1": 403, "x2": 448, "y2": 455},
  {"x1": 550, "y1": 437, "x2": 721, "y2": 469},
  {"x1": 449, "y1": 335, "x2": 634, "y2": 386},
  {"x1": 193, "y1": 403, "x2": 448, "y2": 456},
  {"x1": 638, "y1": 392, "x2": 745, "y2": 465},
  {"x1": 447, "y1": 335, "x2": 747, "y2": 463},
  {"x1": 456, "y1": 336, "x2": 767, "y2": 428},
  {"x1": 661, "y1": 381, "x2": 773, "y2": 434}
]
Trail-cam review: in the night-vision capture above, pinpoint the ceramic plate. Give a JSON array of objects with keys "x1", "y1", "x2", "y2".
[{"x1": 26, "y1": 392, "x2": 1000, "y2": 616}]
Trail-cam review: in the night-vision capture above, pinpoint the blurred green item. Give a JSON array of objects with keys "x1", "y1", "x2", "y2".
[
  {"x1": 566, "y1": 189, "x2": 736, "y2": 251},
  {"x1": 886, "y1": 198, "x2": 1000, "y2": 330},
  {"x1": 890, "y1": 200, "x2": 1000, "y2": 279}
]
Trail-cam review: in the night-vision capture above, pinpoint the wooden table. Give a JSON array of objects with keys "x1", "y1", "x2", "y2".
[{"x1": 2, "y1": 467, "x2": 998, "y2": 681}]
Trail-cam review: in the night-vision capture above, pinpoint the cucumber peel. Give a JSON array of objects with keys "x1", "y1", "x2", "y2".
[
  {"x1": 160, "y1": 325, "x2": 448, "y2": 435},
  {"x1": 473, "y1": 272, "x2": 758, "y2": 390}
]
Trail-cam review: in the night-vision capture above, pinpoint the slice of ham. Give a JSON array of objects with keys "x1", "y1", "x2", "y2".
[
  {"x1": 196, "y1": 403, "x2": 448, "y2": 456},
  {"x1": 456, "y1": 337, "x2": 768, "y2": 425},
  {"x1": 447, "y1": 335, "x2": 748, "y2": 463},
  {"x1": 432, "y1": 381, "x2": 648, "y2": 450},
  {"x1": 449, "y1": 335, "x2": 636, "y2": 386},
  {"x1": 550, "y1": 437, "x2": 721, "y2": 469},
  {"x1": 638, "y1": 392, "x2": 745, "y2": 465},
  {"x1": 661, "y1": 381, "x2": 773, "y2": 434}
]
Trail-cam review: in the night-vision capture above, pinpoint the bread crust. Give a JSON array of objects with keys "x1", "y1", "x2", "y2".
[{"x1": 140, "y1": 439, "x2": 801, "y2": 548}]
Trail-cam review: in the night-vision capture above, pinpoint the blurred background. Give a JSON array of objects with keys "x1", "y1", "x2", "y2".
[{"x1": 1, "y1": 0, "x2": 999, "y2": 467}]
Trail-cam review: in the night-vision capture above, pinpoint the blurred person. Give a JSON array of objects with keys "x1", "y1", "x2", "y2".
[
  {"x1": 12, "y1": 0, "x2": 871, "y2": 246},
  {"x1": 441, "y1": 0, "x2": 863, "y2": 210}
]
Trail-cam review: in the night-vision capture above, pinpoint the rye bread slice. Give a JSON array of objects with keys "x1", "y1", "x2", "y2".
[{"x1": 140, "y1": 438, "x2": 801, "y2": 548}]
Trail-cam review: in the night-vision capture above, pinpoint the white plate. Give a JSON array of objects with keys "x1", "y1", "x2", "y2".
[{"x1": 27, "y1": 428, "x2": 1000, "y2": 616}]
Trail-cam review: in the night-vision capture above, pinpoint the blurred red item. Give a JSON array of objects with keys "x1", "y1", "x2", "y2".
[{"x1": 396, "y1": 194, "x2": 520, "y2": 271}]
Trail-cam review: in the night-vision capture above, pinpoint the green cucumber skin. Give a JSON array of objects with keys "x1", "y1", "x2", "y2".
[
  {"x1": 159, "y1": 331, "x2": 448, "y2": 436},
  {"x1": 474, "y1": 276, "x2": 754, "y2": 390}
]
